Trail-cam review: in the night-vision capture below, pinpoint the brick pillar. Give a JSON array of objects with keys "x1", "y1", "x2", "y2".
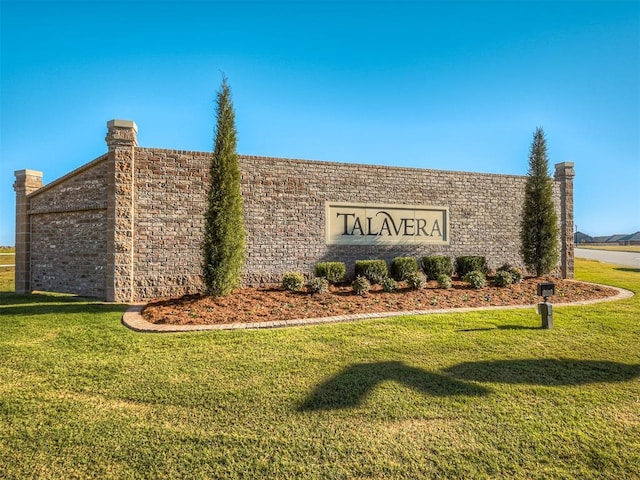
[
  {"x1": 13, "y1": 170, "x2": 43, "y2": 293},
  {"x1": 555, "y1": 162, "x2": 575, "y2": 279},
  {"x1": 105, "y1": 120, "x2": 138, "y2": 302}
]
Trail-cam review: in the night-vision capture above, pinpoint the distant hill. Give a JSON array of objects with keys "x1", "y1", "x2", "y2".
[{"x1": 575, "y1": 231, "x2": 640, "y2": 245}]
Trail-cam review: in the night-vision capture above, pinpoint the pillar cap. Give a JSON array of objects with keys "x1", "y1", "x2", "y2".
[
  {"x1": 107, "y1": 119, "x2": 138, "y2": 132},
  {"x1": 14, "y1": 169, "x2": 43, "y2": 178},
  {"x1": 554, "y1": 161, "x2": 575, "y2": 179}
]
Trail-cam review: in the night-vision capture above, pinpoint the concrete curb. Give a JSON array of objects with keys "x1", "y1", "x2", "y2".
[{"x1": 121, "y1": 283, "x2": 634, "y2": 333}]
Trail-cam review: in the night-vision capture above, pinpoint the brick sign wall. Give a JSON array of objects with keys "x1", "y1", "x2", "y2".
[
  {"x1": 238, "y1": 155, "x2": 566, "y2": 289},
  {"x1": 14, "y1": 120, "x2": 575, "y2": 302}
]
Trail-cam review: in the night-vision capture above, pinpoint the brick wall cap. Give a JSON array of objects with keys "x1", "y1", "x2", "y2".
[
  {"x1": 107, "y1": 119, "x2": 138, "y2": 132},
  {"x1": 14, "y1": 169, "x2": 43, "y2": 178},
  {"x1": 554, "y1": 161, "x2": 575, "y2": 179},
  {"x1": 27, "y1": 154, "x2": 107, "y2": 199},
  {"x1": 555, "y1": 161, "x2": 575, "y2": 168}
]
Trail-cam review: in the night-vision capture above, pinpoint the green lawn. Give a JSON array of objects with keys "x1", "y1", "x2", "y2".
[
  {"x1": 0, "y1": 267, "x2": 12, "y2": 292},
  {"x1": 0, "y1": 247, "x2": 14, "y2": 265},
  {"x1": 1, "y1": 259, "x2": 638, "y2": 479},
  {"x1": 0, "y1": 247, "x2": 14, "y2": 291}
]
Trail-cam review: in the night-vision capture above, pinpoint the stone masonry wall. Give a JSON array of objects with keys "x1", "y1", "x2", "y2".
[
  {"x1": 16, "y1": 119, "x2": 572, "y2": 302},
  {"x1": 13, "y1": 170, "x2": 43, "y2": 293},
  {"x1": 241, "y1": 157, "x2": 560, "y2": 284},
  {"x1": 130, "y1": 150, "x2": 565, "y2": 300},
  {"x1": 133, "y1": 148, "x2": 210, "y2": 299},
  {"x1": 27, "y1": 156, "x2": 108, "y2": 297},
  {"x1": 240, "y1": 156, "x2": 562, "y2": 285}
]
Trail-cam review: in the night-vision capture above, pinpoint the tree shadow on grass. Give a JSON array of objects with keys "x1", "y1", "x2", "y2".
[
  {"x1": 0, "y1": 291, "x2": 89, "y2": 304},
  {"x1": 615, "y1": 267, "x2": 640, "y2": 273},
  {"x1": 444, "y1": 359, "x2": 640, "y2": 386},
  {"x1": 298, "y1": 360, "x2": 489, "y2": 411},
  {"x1": 456, "y1": 325, "x2": 541, "y2": 332},
  {"x1": 456, "y1": 327, "x2": 496, "y2": 332},
  {"x1": 299, "y1": 359, "x2": 640, "y2": 411},
  {"x1": 497, "y1": 325, "x2": 541, "y2": 330},
  {"x1": 0, "y1": 292, "x2": 127, "y2": 317}
]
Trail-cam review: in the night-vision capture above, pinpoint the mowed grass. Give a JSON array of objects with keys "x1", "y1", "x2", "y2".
[
  {"x1": 1, "y1": 259, "x2": 639, "y2": 479},
  {"x1": 0, "y1": 247, "x2": 14, "y2": 291},
  {"x1": 0, "y1": 267, "x2": 13, "y2": 292},
  {"x1": 0, "y1": 247, "x2": 14, "y2": 265}
]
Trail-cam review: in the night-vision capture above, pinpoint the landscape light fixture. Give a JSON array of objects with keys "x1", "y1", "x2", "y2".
[{"x1": 537, "y1": 282, "x2": 555, "y2": 329}]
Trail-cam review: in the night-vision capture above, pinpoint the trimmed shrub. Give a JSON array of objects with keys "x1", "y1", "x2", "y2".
[
  {"x1": 307, "y1": 277, "x2": 329, "y2": 294},
  {"x1": 497, "y1": 263, "x2": 523, "y2": 284},
  {"x1": 352, "y1": 276, "x2": 371, "y2": 295},
  {"x1": 497, "y1": 263, "x2": 513, "y2": 273},
  {"x1": 437, "y1": 274, "x2": 452, "y2": 289},
  {"x1": 406, "y1": 271, "x2": 427, "y2": 290},
  {"x1": 510, "y1": 267, "x2": 523, "y2": 284},
  {"x1": 382, "y1": 277, "x2": 399, "y2": 293},
  {"x1": 456, "y1": 256, "x2": 488, "y2": 277},
  {"x1": 422, "y1": 255, "x2": 453, "y2": 280},
  {"x1": 282, "y1": 272, "x2": 304, "y2": 292},
  {"x1": 354, "y1": 260, "x2": 388, "y2": 285},
  {"x1": 494, "y1": 270, "x2": 513, "y2": 287},
  {"x1": 390, "y1": 256, "x2": 419, "y2": 281},
  {"x1": 314, "y1": 262, "x2": 346, "y2": 284},
  {"x1": 464, "y1": 270, "x2": 487, "y2": 289}
]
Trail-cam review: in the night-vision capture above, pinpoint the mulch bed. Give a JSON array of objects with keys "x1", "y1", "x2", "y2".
[{"x1": 141, "y1": 277, "x2": 618, "y2": 326}]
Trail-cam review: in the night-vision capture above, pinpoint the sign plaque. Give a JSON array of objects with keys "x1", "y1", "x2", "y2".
[{"x1": 326, "y1": 202, "x2": 449, "y2": 245}]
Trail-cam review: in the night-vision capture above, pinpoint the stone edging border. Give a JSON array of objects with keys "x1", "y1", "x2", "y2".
[{"x1": 121, "y1": 282, "x2": 634, "y2": 333}]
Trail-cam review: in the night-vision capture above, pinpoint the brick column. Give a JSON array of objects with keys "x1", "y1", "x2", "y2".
[
  {"x1": 105, "y1": 120, "x2": 138, "y2": 302},
  {"x1": 13, "y1": 170, "x2": 43, "y2": 293},
  {"x1": 555, "y1": 162, "x2": 575, "y2": 279}
]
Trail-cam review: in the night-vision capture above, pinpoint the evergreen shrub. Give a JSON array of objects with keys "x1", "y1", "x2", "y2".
[
  {"x1": 437, "y1": 274, "x2": 452, "y2": 289},
  {"x1": 354, "y1": 260, "x2": 388, "y2": 285},
  {"x1": 497, "y1": 263, "x2": 523, "y2": 284},
  {"x1": 202, "y1": 77, "x2": 246, "y2": 296},
  {"x1": 382, "y1": 277, "x2": 398, "y2": 293},
  {"x1": 422, "y1": 255, "x2": 453, "y2": 279},
  {"x1": 307, "y1": 277, "x2": 329, "y2": 294},
  {"x1": 315, "y1": 262, "x2": 346, "y2": 284},
  {"x1": 464, "y1": 270, "x2": 487, "y2": 289},
  {"x1": 494, "y1": 270, "x2": 513, "y2": 287},
  {"x1": 456, "y1": 256, "x2": 488, "y2": 277},
  {"x1": 511, "y1": 268, "x2": 524, "y2": 284},
  {"x1": 520, "y1": 127, "x2": 559, "y2": 276},
  {"x1": 390, "y1": 256, "x2": 419, "y2": 281},
  {"x1": 497, "y1": 263, "x2": 514, "y2": 273},
  {"x1": 406, "y1": 271, "x2": 427, "y2": 290},
  {"x1": 282, "y1": 272, "x2": 305, "y2": 292},
  {"x1": 352, "y1": 276, "x2": 371, "y2": 295}
]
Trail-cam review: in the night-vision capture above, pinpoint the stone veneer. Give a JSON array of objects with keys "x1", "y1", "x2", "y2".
[
  {"x1": 29, "y1": 157, "x2": 109, "y2": 297},
  {"x1": 13, "y1": 170, "x2": 44, "y2": 293},
  {"x1": 15, "y1": 120, "x2": 575, "y2": 302}
]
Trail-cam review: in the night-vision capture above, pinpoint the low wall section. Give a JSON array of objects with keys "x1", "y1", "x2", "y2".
[{"x1": 17, "y1": 156, "x2": 109, "y2": 297}]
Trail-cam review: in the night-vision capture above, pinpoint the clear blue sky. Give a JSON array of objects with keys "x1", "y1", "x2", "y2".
[{"x1": 1, "y1": 0, "x2": 638, "y2": 246}]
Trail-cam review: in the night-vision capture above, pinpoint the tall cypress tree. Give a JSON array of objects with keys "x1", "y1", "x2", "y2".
[
  {"x1": 203, "y1": 76, "x2": 246, "y2": 296},
  {"x1": 520, "y1": 127, "x2": 559, "y2": 276}
]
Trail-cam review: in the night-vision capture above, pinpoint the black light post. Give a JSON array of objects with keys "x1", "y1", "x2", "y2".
[{"x1": 537, "y1": 282, "x2": 555, "y2": 329}]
